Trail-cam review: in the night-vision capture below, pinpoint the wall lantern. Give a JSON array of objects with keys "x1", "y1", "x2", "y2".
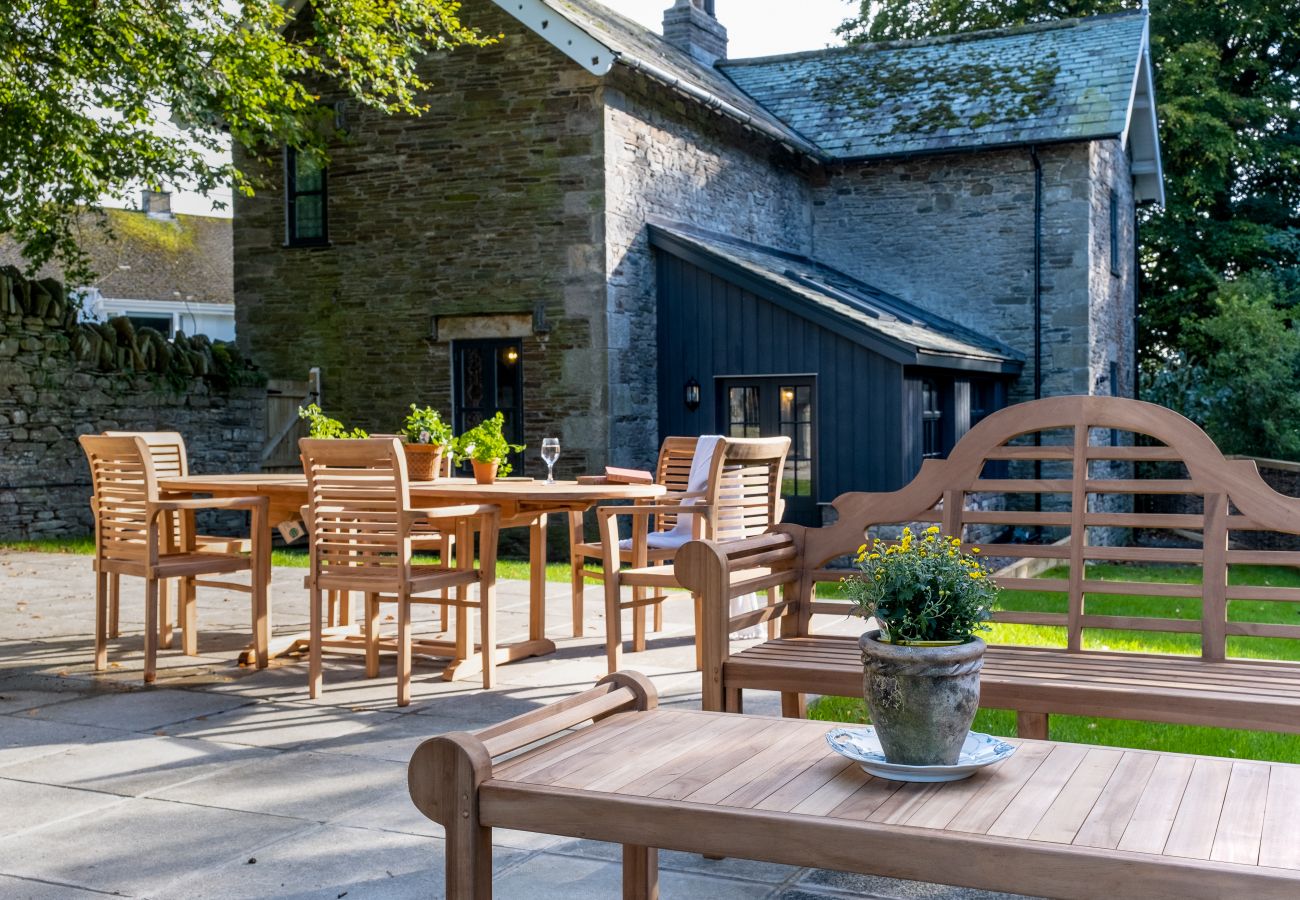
[
  {"x1": 503, "y1": 346, "x2": 520, "y2": 365},
  {"x1": 684, "y1": 377, "x2": 701, "y2": 412}
]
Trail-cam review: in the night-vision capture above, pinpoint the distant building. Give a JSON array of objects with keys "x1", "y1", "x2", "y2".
[
  {"x1": 1, "y1": 190, "x2": 235, "y2": 341},
  {"x1": 234, "y1": 0, "x2": 1163, "y2": 523}
]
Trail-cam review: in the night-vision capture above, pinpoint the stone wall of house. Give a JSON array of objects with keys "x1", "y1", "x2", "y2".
[
  {"x1": 810, "y1": 142, "x2": 1109, "y2": 403},
  {"x1": 603, "y1": 69, "x2": 813, "y2": 468},
  {"x1": 234, "y1": 0, "x2": 608, "y2": 478},
  {"x1": 0, "y1": 308, "x2": 264, "y2": 540}
]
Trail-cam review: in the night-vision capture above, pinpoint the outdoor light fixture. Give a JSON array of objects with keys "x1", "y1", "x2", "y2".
[
  {"x1": 503, "y1": 346, "x2": 520, "y2": 365},
  {"x1": 684, "y1": 377, "x2": 701, "y2": 411},
  {"x1": 781, "y1": 388, "x2": 795, "y2": 402}
]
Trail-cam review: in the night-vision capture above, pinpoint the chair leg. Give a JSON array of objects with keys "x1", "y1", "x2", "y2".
[
  {"x1": 631, "y1": 591, "x2": 647, "y2": 653},
  {"x1": 653, "y1": 600, "x2": 663, "y2": 634},
  {"x1": 480, "y1": 576, "x2": 496, "y2": 690},
  {"x1": 251, "y1": 566, "x2": 270, "y2": 670},
  {"x1": 94, "y1": 569, "x2": 109, "y2": 671},
  {"x1": 568, "y1": 511, "x2": 585, "y2": 638},
  {"x1": 144, "y1": 577, "x2": 160, "y2": 684},
  {"x1": 397, "y1": 594, "x2": 413, "y2": 707},
  {"x1": 725, "y1": 687, "x2": 743, "y2": 714},
  {"x1": 108, "y1": 573, "x2": 120, "y2": 639},
  {"x1": 180, "y1": 577, "x2": 198, "y2": 657},
  {"x1": 308, "y1": 586, "x2": 323, "y2": 699},
  {"x1": 781, "y1": 693, "x2": 807, "y2": 719},
  {"x1": 338, "y1": 591, "x2": 353, "y2": 626},
  {"x1": 159, "y1": 578, "x2": 173, "y2": 650},
  {"x1": 326, "y1": 591, "x2": 338, "y2": 629},
  {"x1": 365, "y1": 593, "x2": 380, "y2": 679}
]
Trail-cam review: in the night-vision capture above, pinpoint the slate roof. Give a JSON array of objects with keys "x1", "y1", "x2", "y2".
[
  {"x1": 0, "y1": 209, "x2": 233, "y2": 304},
  {"x1": 718, "y1": 11, "x2": 1150, "y2": 160},
  {"x1": 648, "y1": 223, "x2": 1023, "y2": 371},
  {"x1": 527, "y1": 0, "x2": 821, "y2": 155}
]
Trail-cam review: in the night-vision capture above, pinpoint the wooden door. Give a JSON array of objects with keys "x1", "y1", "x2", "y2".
[
  {"x1": 452, "y1": 339, "x2": 525, "y2": 473},
  {"x1": 261, "y1": 368, "x2": 321, "y2": 472}
]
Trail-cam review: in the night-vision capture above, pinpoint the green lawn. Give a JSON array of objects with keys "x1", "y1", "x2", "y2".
[
  {"x1": 0, "y1": 536, "x2": 574, "y2": 584},
  {"x1": 810, "y1": 562, "x2": 1300, "y2": 763}
]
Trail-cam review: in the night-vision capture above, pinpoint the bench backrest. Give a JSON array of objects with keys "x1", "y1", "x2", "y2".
[{"x1": 797, "y1": 396, "x2": 1300, "y2": 661}]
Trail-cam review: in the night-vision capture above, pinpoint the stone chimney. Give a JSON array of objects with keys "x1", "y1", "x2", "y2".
[
  {"x1": 663, "y1": 0, "x2": 728, "y2": 67},
  {"x1": 141, "y1": 189, "x2": 172, "y2": 218}
]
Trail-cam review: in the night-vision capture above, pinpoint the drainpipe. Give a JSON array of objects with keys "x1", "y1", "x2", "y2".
[{"x1": 1030, "y1": 146, "x2": 1044, "y2": 518}]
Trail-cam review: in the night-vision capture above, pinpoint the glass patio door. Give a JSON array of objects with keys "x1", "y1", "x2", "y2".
[{"x1": 718, "y1": 376, "x2": 817, "y2": 524}]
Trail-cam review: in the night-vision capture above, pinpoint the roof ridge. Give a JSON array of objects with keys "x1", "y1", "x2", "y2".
[{"x1": 720, "y1": 8, "x2": 1145, "y2": 68}]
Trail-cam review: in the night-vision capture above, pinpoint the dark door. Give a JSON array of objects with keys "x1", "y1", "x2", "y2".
[
  {"x1": 718, "y1": 376, "x2": 817, "y2": 525},
  {"x1": 452, "y1": 339, "x2": 525, "y2": 473}
]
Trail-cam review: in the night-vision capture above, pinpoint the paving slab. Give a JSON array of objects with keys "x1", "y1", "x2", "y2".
[
  {"x1": 161, "y1": 700, "x2": 398, "y2": 751},
  {"x1": 24, "y1": 686, "x2": 255, "y2": 732},
  {"x1": 491, "y1": 850, "x2": 783, "y2": 899},
  {"x1": 0, "y1": 733, "x2": 274, "y2": 798},
  {"x1": 152, "y1": 750, "x2": 406, "y2": 822},
  {"x1": 0, "y1": 796, "x2": 311, "y2": 897},
  {"x1": 0, "y1": 779, "x2": 127, "y2": 838},
  {"x1": 553, "y1": 838, "x2": 802, "y2": 885},
  {"x1": 795, "y1": 869, "x2": 1034, "y2": 899},
  {"x1": 0, "y1": 714, "x2": 123, "y2": 770},
  {"x1": 0, "y1": 874, "x2": 115, "y2": 899},
  {"x1": 331, "y1": 785, "x2": 565, "y2": 851}
]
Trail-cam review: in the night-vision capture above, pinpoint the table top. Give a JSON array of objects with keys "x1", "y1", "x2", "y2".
[
  {"x1": 160, "y1": 474, "x2": 665, "y2": 504},
  {"x1": 482, "y1": 707, "x2": 1300, "y2": 891}
]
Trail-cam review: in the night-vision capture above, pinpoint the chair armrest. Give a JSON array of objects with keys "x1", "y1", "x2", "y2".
[
  {"x1": 404, "y1": 504, "x2": 500, "y2": 524},
  {"x1": 596, "y1": 503, "x2": 713, "y2": 520},
  {"x1": 148, "y1": 497, "x2": 269, "y2": 519}
]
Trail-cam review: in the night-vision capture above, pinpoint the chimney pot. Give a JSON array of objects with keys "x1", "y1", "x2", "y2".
[{"x1": 663, "y1": 0, "x2": 728, "y2": 67}]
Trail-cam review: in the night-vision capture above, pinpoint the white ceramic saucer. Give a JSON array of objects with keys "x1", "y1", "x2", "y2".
[{"x1": 824, "y1": 726, "x2": 1016, "y2": 783}]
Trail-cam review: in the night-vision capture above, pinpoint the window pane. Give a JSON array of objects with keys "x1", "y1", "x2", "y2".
[
  {"x1": 796, "y1": 386, "x2": 811, "y2": 422},
  {"x1": 728, "y1": 386, "x2": 759, "y2": 438},
  {"x1": 294, "y1": 195, "x2": 324, "y2": 240},
  {"x1": 295, "y1": 154, "x2": 324, "y2": 193}
]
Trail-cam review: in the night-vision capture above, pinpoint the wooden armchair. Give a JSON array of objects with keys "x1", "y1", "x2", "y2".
[
  {"x1": 596, "y1": 436, "x2": 790, "y2": 673},
  {"x1": 104, "y1": 431, "x2": 254, "y2": 651},
  {"x1": 568, "y1": 436, "x2": 699, "y2": 638},
  {"x1": 79, "y1": 435, "x2": 270, "y2": 684},
  {"x1": 300, "y1": 437, "x2": 500, "y2": 706}
]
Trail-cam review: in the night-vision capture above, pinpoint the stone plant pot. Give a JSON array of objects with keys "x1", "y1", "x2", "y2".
[
  {"x1": 859, "y1": 629, "x2": 985, "y2": 766},
  {"x1": 402, "y1": 443, "x2": 446, "y2": 482},
  {"x1": 471, "y1": 459, "x2": 499, "y2": 485}
]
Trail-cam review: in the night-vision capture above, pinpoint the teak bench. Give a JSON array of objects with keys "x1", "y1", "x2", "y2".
[
  {"x1": 408, "y1": 672, "x2": 1300, "y2": 899},
  {"x1": 674, "y1": 396, "x2": 1300, "y2": 737}
]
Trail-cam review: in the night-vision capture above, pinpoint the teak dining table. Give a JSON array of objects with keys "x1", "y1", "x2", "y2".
[{"x1": 158, "y1": 474, "x2": 664, "y2": 676}]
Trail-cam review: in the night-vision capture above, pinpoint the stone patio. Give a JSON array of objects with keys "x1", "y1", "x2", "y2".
[{"x1": 0, "y1": 550, "x2": 1018, "y2": 899}]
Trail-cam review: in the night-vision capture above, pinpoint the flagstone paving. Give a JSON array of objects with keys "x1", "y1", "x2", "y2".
[{"x1": 0, "y1": 550, "x2": 1023, "y2": 899}]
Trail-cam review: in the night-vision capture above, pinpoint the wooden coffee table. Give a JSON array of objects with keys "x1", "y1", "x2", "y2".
[{"x1": 409, "y1": 673, "x2": 1300, "y2": 899}]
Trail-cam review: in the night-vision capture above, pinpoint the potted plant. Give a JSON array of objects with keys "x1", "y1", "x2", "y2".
[
  {"x1": 844, "y1": 526, "x2": 996, "y2": 766},
  {"x1": 452, "y1": 412, "x2": 524, "y2": 485},
  {"x1": 399, "y1": 404, "x2": 454, "y2": 481},
  {"x1": 298, "y1": 404, "x2": 368, "y2": 439}
]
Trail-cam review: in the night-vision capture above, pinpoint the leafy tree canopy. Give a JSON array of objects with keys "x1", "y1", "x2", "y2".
[
  {"x1": 0, "y1": 0, "x2": 493, "y2": 285},
  {"x1": 839, "y1": 0, "x2": 1300, "y2": 352}
]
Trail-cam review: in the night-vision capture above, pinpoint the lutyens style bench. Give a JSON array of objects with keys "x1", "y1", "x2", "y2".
[{"x1": 674, "y1": 396, "x2": 1300, "y2": 737}]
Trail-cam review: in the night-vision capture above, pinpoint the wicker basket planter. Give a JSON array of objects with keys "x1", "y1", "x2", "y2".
[{"x1": 403, "y1": 443, "x2": 447, "y2": 482}]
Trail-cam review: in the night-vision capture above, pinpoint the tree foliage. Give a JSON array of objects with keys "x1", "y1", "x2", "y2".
[
  {"x1": 0, "y1": 0, "x2": 493, "y2": 285},
  {"x1": 839, "y1": 0, "x2": 1300, "y2": 353}
]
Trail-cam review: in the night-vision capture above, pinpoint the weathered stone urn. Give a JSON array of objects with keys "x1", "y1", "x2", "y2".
[{"x1": 859, "y1": 629, "x2": 985, "y2": 766}]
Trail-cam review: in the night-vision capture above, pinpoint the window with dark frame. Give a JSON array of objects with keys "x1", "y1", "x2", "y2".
[
  {"x1": 285, "y1": 148, "x2": 328, "y2": 247},
  {"x1": 1109, "y1": 189, "x2": 1120, "y2": 276},
  {"x1": 921, "y1": 379, "x2": 944, "y2": 459}
]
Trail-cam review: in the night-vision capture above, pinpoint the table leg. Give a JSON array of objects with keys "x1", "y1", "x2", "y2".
[
  {"x1": 529, "y1": 514, "x2": 547, "y2": 643},
  {"x1": 623, "y1": 845, "x2": 659, "y2": 900}
]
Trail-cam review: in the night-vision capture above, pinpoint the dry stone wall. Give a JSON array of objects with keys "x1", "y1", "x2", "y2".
[{"x1": 0, "y1": 281, "x2": 264, "y2": 540}]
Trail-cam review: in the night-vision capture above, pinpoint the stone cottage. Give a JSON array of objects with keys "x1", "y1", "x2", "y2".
[{"x1": 234, "y1": 0, "x2": 1162, "y2": 523}]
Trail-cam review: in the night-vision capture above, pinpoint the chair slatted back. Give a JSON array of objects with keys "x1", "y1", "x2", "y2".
[
  {"x1": 796, "y1": 396, "x2": 1300, "y2": 661},
  {"x1": 710, "y1": 437, "x2": 791, "y2": 543},
  {"x1": 106, "y1": 432, "x2": 189, "y2": 480},
  {"x1": 653, "y1": 436, "x2": 699, "y2": 532},
  {"x1": 80, "y1": 435, "x2": 158, "y2": 565},
  {"x1": 300, "y1": 438, "x2": 411, "y2": 589}
]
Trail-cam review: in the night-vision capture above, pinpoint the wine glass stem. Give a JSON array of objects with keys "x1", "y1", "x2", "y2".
[{"x1": 546, "y1": 462, "x2": 555, "y2": 484}]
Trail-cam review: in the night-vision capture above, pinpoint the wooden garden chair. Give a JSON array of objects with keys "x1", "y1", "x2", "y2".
[
  {"x1": 79, "y1": 434, "x2": 271, "y2": 684},
  {"x1": 596, "y1": 436, "x2": 790, "y2": 673},
  {"x1": 299, "y1": 437, "x2": 500, "y2": 706},
  {"x1": 568, "y1": 435, "x2": 699, "y2": 638},
  {"x1": 103, "y1": 431, "x2": 254, "y2": 652}
]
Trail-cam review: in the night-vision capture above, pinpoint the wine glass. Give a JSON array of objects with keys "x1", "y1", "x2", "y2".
[{"x1": 541, "y1": 438, "x2": 561, "y2": 485}]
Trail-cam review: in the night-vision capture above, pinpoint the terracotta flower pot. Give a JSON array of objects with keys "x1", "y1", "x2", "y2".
[
  {"x1": 402, "y1": 443, "x2": 446, "y2": 482},
  {"x1": 471, "y1": 459, "x2": 499, "y2": 485},
  {"x1": 859, "y1": 629, "x2": 985, "y2": 766}
]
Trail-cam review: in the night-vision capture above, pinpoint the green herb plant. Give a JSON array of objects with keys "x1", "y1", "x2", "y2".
[
  {"x1": 845, "y1": 526, "x2": 996, "y2": 644},
  {"x1": 401, "y1": 404, "x2": 453, "y2": 447},
  {"x1": 452, "y1": 412, "x2": 524, "y2": 476},
  {"x1": 298, "y1": 404, "x2": 368, "y2": 440}
]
